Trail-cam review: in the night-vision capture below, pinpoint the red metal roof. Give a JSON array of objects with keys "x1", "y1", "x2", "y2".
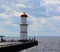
[{"x1": 21, "y1": 12, "x2": 28, "y2": 17}]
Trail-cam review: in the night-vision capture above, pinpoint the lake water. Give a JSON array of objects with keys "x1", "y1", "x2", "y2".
[{"x1": 20, "y1": 36, "x2": 60, "y2": 52}]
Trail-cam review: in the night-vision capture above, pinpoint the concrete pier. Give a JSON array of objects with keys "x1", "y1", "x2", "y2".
[
  {"x1": 0, "y1": 41, "x2": 38, "y2": 52},
  {"x1": 0, "y1": 42, "x2": 22, "y2": 48}
]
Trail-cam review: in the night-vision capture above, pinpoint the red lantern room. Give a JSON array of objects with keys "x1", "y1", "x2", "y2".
[{"x1": 21, "y1": 12, "x2": 28, "y2": 17}]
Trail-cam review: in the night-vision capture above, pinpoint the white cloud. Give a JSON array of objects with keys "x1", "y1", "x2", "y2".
[
  {"x1": 46, "y1": 16, "x2": 60, "y2": 31},
  {"x1": 28, "y1": 16, "x2": 39, "y2": 31},
  {"x1": 28, "y1": 15, "x2": 48, "y2": 32},
  {"x1": 19, "y1": 0, "x2": 28, "y2": 3},
  {"x1": 41, "y1": 0, "x2": 60, "y2": 6},
  {"x1": 0, "y1": 4, "x2": 21, "y2": 28},
  {"x1": 55, "y1": 7, "x2": 60, "y2": 12},
  {"x1": 0, "y1": 13, "x2": 10, "y2": 20},
  {"x1": 1, "y1": 4, "x2": 21, "y2": 16},
  {"x1": 0, "y1": 26, "x2": 19, "y2": 36},
  {"x1": 28, "y1": 15, "x2": 60, "y2": 33},
  {"x1": 40, "y1": 0, "x2": 60, "y2": 15},
  {"x1": 15, "y1": 3, "x2": 34, "y2": 9},
  {"x1": 1, "y1": 5, "x2": 11, "y2": 12},
  {"x1": 28, "y1": 15, "x2": 47, "y2": 25},
  {"x1": 16, "y1": 4, "x2": 27, "y2": 8},
  {"x1": 51, "y1": 16, "x2": 60, "y2": 21},
  {"x1": 50, "y1": 27, "x2": 60, "y2": 31},
  {"x1": 40, "y1": 18, "x2": 47, "y2": 24},
  {"x1": 8, "y1": 10, "x2": 21, "y2": 17}
]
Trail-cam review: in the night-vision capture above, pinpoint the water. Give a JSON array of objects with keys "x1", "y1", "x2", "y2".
[
  {"x1": 2, "y1": 36, "x2": 60, "y2": 52},
  {"x1": 20, "y1": 36, "x2": 60, "y2": 52}
]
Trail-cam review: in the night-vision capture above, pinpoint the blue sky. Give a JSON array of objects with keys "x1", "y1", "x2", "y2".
[{"x1": 0, "y1": 0, "x2": 60, "y2": 36}]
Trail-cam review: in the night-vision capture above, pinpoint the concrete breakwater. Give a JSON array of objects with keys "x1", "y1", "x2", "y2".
[{"x1": 0, "y1": 41, "x2": 38, "y2": 52}]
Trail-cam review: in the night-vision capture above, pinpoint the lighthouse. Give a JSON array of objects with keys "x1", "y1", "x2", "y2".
[{"x1": 20, "y1": 12, "x2": 28, "y2": 41}]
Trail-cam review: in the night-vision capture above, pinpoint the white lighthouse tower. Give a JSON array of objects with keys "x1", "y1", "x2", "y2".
[{"x1": 20, "y1": 12, "x2": 28, "y2": 41}]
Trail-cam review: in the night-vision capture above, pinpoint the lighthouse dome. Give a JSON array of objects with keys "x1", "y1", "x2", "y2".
[{"x1": 21, "y1": 12, "x2": 28, "y2": 17}]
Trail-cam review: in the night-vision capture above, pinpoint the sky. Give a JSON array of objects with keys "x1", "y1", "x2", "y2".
[{"x1": 0, "y1": 0, "x2": 60, "y2": 36}]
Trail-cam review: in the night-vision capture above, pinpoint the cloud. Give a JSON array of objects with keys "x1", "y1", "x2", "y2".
[
  {"x1": 0, "y1": 4, "x2": 21, "y2": 23},
  {"x1": 28, "y1": 15, "x2": 48, "y2": 32},
  {"x1": 40, "y1": 0, "x2": 60, "y2": 6},
  {"x1": 0, "y1": 13, "x2": 10, "y2": 20},
  {"x1": 51, "y1": 16, "x2": 60, "y2": 21},
  {"x1": 40, "y1": 0, "x2": 60, "y2": 16},
  {"x1": 0, "y1": 26, "x2": 19, "y2": 36},
  {"x1": 55, "y1": 7, "x2": 60, "y2": 12},
  {"x1": 47, "y1": 16, "x2": 60, "y2": 31},
  {"x1": 28, "y1": 15, "x2": 60, "y2": 36},
  {"x1": 0, "y1": 3, "x2": 21, "y2": 36},
  {"x1": 50, "y1": 27, "x2": 60, "y2": 31},
  {"x1": 40, "y1": 18, "x2": 47, "y2": 24},
  {"x1": 1, "y1": 4, "x2": 21, "y2": 16},
  {"x1": 16, "y1": 4, "x2": 27, "y2": 8}
]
